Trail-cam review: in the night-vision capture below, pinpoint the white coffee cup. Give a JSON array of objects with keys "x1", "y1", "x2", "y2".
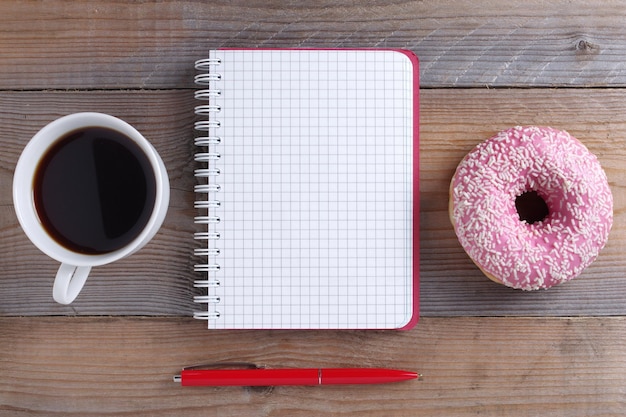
[{"x1": 13, "y1": 113, "x2": 170, "y2": 304}]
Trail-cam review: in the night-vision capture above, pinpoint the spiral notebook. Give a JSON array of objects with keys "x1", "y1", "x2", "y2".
[{"x1": 193, "y1": 49, "x2": 419, "y2": 329}]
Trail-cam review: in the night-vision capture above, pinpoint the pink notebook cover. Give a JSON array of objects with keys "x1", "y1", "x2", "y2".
[{"x1": 193, "y1": 48, "x2": 419, "y2": 330}]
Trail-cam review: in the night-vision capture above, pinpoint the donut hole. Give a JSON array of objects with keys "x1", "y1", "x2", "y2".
[{"x1": 515, "y1": 191, "x2": 549, "y2": 224}]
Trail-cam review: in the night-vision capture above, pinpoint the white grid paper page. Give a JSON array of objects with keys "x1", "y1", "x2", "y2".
[{"x1": 200, "y1": 49, "x2": 414, "y2": 329}]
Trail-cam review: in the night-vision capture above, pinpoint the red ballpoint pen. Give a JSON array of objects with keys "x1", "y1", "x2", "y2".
[{"x1": 174, "y1": 367, "x2": 419, "y2": 386}]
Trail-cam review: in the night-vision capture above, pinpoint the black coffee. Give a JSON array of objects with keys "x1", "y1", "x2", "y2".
[{"x1": 33, "y1": 127, "x2": 157, "y2": 254}]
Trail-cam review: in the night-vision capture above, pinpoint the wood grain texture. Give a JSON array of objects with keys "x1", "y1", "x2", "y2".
[
  {"x1": 1, "y1": 0, "x2": 626, "y2": 88},
  {"x1": 2, "y1": 89, "x2": 626, "y2": 316},
  {"x1": 0, "y1": 1, "x2": 625, "y2": 415},
  {"x1": 419, "y1": 88, "x2": 626, "y2": 316},
  {"x1": 0, "y1": 317, "x2": 623, "y2": 417},
  {"x1": 0, "y1": 91, "x2": 200, "y2": 316}
]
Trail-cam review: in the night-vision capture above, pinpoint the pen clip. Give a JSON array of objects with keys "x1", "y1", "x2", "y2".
[
  {"x1": 181, "y1": 362, "x2": 263, "y2": 371},
  {"x1": 175, "y1": 362, "x2": 274, "y2": 392}
]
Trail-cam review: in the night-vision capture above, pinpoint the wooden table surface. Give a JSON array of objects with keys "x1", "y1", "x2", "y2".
[{"x1": 1, "y1": 1, "x2": 625, "y2": 416}]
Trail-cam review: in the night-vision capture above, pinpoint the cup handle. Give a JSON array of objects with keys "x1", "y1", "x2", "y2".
[{"x1": 53, "y1": 264, "x2": 91, "y2": 305}]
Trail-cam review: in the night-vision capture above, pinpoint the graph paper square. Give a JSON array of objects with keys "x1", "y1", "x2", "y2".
[{"x1": 196, "y1": 49, "x2": 417, "y2": 329}]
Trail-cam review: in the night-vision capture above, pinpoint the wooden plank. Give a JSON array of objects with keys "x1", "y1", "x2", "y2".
[
  {"x1": 0, "y1": 90, "x2": 200, "y2": 316},
  {"x1": 419, "y1": 88, "x2": 626, "y2": 316},
  {"x1": 0, "y1": 316, "x2": 623, "y2": 416},
  {"x1": 1, "y1": 88, "x2": 626, "y2": 316},
  {"x1": 1, "y1": 0, "x2": 626, "y2": 88}
]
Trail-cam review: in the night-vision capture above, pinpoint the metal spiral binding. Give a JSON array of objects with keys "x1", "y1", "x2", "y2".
[
  {"x1": 194, "y1": 136, "x2": 221, "y2": 146},
  {"x1": 194, "y1": 168, "x2": 221, "y2": 177},
  {"x1": 194, "y1": 152, "x2": 221, "y2": 162},
  {"x1": 195, "y1": 248, "x2": 220, "y2": 256},
  {"x1": 193, "y1": 55, "x2": 222, "y2": 321},
  {"x1": 194, "y1": 184, "x2": 221, "y2": 193},
  {"x1": 193, "y1": 311, "x2": 221, "y2": 320},
  {"x1": 194, "y1": 216, "x2": 220, "y2": 225},
  {"x1": 194, "y1": 200, "x2": 221, "y2": 209}
]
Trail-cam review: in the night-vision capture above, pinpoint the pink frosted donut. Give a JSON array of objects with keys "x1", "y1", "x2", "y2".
[{"x1": 449, "y1": 126, "x2": 613, "y2": 290}]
